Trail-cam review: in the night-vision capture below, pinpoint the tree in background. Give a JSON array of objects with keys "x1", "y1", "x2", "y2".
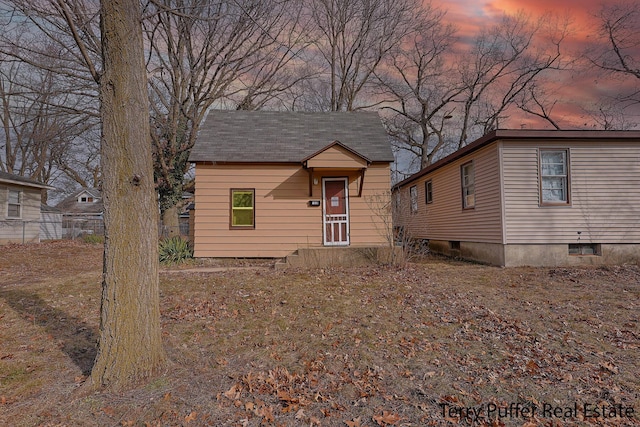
[
  {"x1": 380, "y1": 8, "x2": 568, "y2": 173},
  {"x1": 585, "y1": 1, "x2": 639, "y2": 128},
  {"x1": 0, "y1": 4, "x2": 100, "y2": 195},
  {"x1": 376, "y1": 2, "x2": 458, "y2": 173},
  {"x1": 145, "y1": 0, "x2": 311, "y2": 235},
  {"x1": 298, "y1": 0, "x2": 421, "y2": 111},
  {"x1": 454, "y1": 11, "x2": 567, "y2": 147}
]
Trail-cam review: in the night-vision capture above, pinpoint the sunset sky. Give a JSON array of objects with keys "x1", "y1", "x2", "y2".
[{"x1": 430, "y1": 0, "x2": 640, "y2": 129}]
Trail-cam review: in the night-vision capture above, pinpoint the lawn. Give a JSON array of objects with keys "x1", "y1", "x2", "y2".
[{"x1": 0, "y1": 241, "x2": 638, "y2": 426}]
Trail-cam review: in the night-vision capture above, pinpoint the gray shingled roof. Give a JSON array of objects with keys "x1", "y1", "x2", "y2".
[
  {"x1": 189, "y1": 110, "x2": 394, "y2": 163},
  {"x1": 55, "y1": 188, "x2": 103, "y2": 215},
  {"x1": 0, "y1": 171, "x2": 53, "y2": 189}
]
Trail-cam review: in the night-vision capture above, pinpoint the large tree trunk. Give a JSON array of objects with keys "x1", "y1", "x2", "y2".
[
  {"x1": 161, "y1": 204, "x2": 181, "y2": 237},
  {"x1": 90, "y1": 0, "x2": 165, "y2": 389}
]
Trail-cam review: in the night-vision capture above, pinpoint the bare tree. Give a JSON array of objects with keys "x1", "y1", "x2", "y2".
[
  {"x1": 1, "y1": 0, "x2": 165, "y2": 388},
  {"x1": 515, "y1": 82, "x2": 561, "y2": 129},
  {"x1": 305, "y1": 0, "x2": 421, "y2": 111},
  {"x1": 590, "y1": 2, "x2": 640, "y2": 81},
  {"x1": 455, "y1": 11, "x2": 567, "y2": 147},
  {"x1": 144, "y1": 0, "x2": 311, "y2": 234},
  {"x1": 0, "y1": 55, "x2": 98, "y2": 200},
  {"x1": 0, "y1": 0, "x2": 102, "y2": 192},
  {"x1": 588, "y1": 2, "x2": 640, "y2": 110},
  {"x1": 377, "y1": 3, "x2": 459, "y2": 170},
  {"x1": 382, "y1": 9, "x2": 568, "y2": 172},
  {"x1": 80, "y1": 0, "x2": 165, "y2": 388}
]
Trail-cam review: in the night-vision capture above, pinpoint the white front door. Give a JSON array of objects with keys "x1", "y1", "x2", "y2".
[{"x1": 322, "y1": 178, "x2": 349, "y2": 246}]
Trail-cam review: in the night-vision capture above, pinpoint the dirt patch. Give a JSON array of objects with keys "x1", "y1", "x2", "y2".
[{"x1": 0, "y1": 242, "x2": 638, "y2": 426}]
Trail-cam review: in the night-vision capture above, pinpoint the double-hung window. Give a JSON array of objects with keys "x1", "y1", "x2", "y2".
[
  {"x1": 461, "y1": 162, "x2": 475, "y2": 209},
  {"x1": 425, "y1": 180, "x2": 433, "y2": 204},
  {"x1": 540, "y1": 149, "x2": 569, "y2": 205},
  {"x1": 230, "y1": 189, "x2": 255, "y2": 228},
  {"x1": 7, "y1": 189, "x2": 22, "y2": 218}
]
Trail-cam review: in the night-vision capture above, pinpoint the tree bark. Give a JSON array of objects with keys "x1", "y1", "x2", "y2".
[
  {"x1": 90, "y1": 0, "x2": 165, "y2": 389},
  {"x1": 161, "y1": 204, "x2": 180, "y2": 237}
]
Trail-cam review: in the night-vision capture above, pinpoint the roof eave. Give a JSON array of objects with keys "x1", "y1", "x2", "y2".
[
  {"x1": 0, "y1": 178, "x2": 55, "y2": 190},
  {"x1": 394, "y1": 129, "x2": 640, "y2": 189}
]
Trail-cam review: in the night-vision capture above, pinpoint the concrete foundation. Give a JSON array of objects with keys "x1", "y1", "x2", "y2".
[
  {"x1": 428, "y1": 240, "x2": 505, "y2": 265},
  {"x1": 504, "y1": 243, "x2": 640, "y2": 267},
  {"x1": 428, "y1": 240, "x2": 640, "y2": 267}
]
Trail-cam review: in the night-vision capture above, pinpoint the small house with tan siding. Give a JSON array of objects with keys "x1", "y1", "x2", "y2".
[
  {"x1": 394, "y1": 130, "x2": 640, "y2": 267},
  {"x1": 0, "y1": 171, "x2": 54, "y2": 244},
  {"x1": 189, "y1": 110, "x2": 394, "y2": 260}
]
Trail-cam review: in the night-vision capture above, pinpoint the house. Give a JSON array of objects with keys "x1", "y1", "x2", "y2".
[
  {"x1": 55, "y1": 188, "x2": 104, "y2": 237},
  {"x1": 188, "y1": 110, "x2": 395, "y2": 260},
  {"x1": 393, "y1": 130, "x2": 640, "y2": 267},
  {"x1": 0, "y1": 171, "x2": 54, "y2": 244}
]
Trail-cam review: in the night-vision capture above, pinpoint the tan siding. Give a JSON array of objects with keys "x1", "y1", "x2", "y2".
[
  {"x1": 396, "y1": 144, "x2": 503, "y2": 244},
  {"x1": 193, "y1": 163, "x2": 391, "y2": 257},
  {"x1": 306, "y1": 145, "x2": 368, "y2": 168},
  {"x1": 503, "y1": 141, "x2": 640, "y2": 243}
]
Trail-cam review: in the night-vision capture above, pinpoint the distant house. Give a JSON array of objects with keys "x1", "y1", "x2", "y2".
[
  {"x1": 188, "y1": 110, "x2": 394, "y2": 259},
  {"x1": 394, "y1": 130, "x2": 640, "y2": 266},
  {"x1": 0, "y1": 171, "x2": 54, "y2": 244},
  {"x1": 55, "y1": 188, "x2": 104, "y2": 237}
]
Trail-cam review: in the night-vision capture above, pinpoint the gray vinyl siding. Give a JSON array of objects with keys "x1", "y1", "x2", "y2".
[
  {"x1": 398, "y1": 144, "x2": 503, "y2": 243},
  {"x1": 0, "y1": 185, "x2": 42, "y2": 243},
  {"x1": 503, "y1": 140, "x2": 640, "y2": 244}
]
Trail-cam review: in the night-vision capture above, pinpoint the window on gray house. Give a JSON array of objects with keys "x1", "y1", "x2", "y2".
[
  {"x1": 540, "y1": 149, "x2": 570, "y2": 205},
  {"x1": 425, "y1": 180, "x2": 433, "y2": 204},
  {"x1": 8, "y1": 189, "x2": 22, "y2": 218},
  {"x1": 461, "y1": 161, "x2": 475, "y2": 208}
]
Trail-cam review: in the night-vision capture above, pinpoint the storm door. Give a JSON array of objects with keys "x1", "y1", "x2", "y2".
[{"x1": 322, "y1": 178, "x2": 350, "y2": 245}]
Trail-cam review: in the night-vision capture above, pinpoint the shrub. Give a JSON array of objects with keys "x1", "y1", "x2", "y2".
[
  {"x1": 82, "y1": 234, "x2": 104, "y2": 244},
  {"x1": 159, "y1": 236, "x2": 193, "y2": 265}
]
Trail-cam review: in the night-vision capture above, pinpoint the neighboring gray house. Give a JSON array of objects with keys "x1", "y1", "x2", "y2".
[
  {"x1": 55, "y1": 188, "x2": 104, "y2": 237},
  {"x1": 0, "y1": 171, "x2": 54, "y2": 244},
  {"x1": 40, "y1": 204, "x2": 63, "y2": 240},
  {"x1": 394, "y1": 130, "x2": 640, "y2": 267}
]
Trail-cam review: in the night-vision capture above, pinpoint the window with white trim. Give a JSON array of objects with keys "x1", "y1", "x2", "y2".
[
  {"x1": 540, "y1": 149, "x2": 569, "y2": 204},
  {"x1": 7, "y1": 189, "x2": 22, "y2": 218},
  {"x1": 461, "y1": 161, "x2": 475, "y2": 209}
]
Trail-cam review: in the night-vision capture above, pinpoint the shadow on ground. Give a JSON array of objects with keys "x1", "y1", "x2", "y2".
[{"x1": 0, "y1": 288, "x2": 97, "y2": 375}]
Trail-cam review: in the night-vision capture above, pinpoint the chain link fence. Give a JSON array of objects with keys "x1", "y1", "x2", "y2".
[{"x1": 1, "y1": 218, "x2": 190, "y2": 243}]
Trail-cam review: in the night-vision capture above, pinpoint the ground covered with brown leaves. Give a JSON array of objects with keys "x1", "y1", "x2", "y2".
[{"x1": 0, "y1": 241, "x2": 638, "y2": 426}]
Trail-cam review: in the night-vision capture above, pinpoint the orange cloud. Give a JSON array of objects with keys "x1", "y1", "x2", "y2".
[{"x1": 427, "y1": 0, "x2": 640, "y2": 129}]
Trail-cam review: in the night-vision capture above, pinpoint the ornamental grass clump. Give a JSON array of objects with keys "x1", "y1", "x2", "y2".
[
  {"x1": 82, "y1": 233, "x2": 104, "y2": 244},
  {"x1": 159, "y1": 236, "x2": 193, "y2": 265}
]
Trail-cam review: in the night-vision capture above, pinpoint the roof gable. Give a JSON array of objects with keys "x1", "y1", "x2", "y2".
[
  {"x1": 56, "y1": 187, "x2": 104, "y2": 214},
  {"x1": 189, "y1": 110, "x2": 393, "y2": 163},
  {"x1": 302, "y1": 140, "x2": 370, "y2": 169}
]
